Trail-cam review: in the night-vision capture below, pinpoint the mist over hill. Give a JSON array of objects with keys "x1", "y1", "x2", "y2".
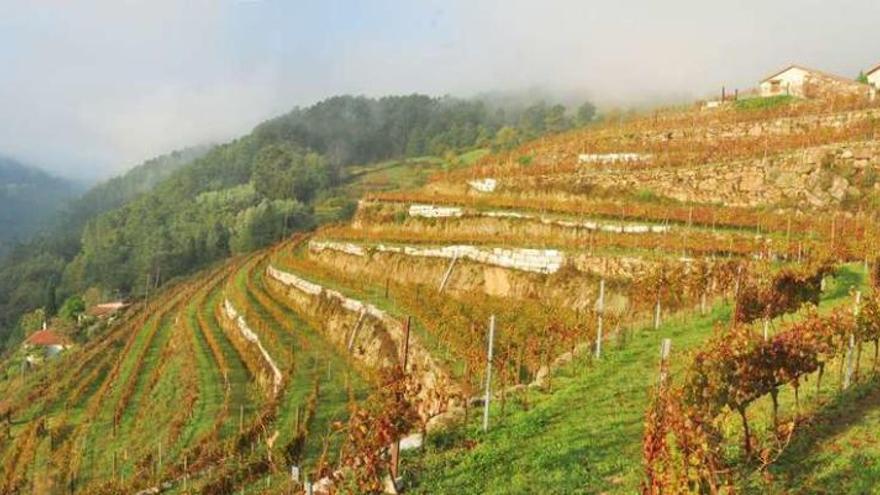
[{"x1": 0, "y1": 157, "x2": 79, "y2": 256}]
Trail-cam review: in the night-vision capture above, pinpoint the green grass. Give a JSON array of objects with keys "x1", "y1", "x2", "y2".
[
  {"x1": 171, "y1": 293, "x2": 227, "y2": 454},
  {"x1": 404, "y1": 264, "x2": 868, "y2": 494},
  {"x1": 405, "y1": 306, "x2": 731, "y2": 494},
  {"x1": 200, "y1": 285, "x2": 256, "y2": 439},
  {"x1": 758, "y1": 379, "x2": 880, "y2": 493},
  {"x1": 248, "y1": 262, "x2": 369, "y2": 467},
  {"x1": 459, "y1": 148, "x2": 490, "y2": 165},
  {"x1": 735, "y1": 94, "x2": 796, "y2": 111}
]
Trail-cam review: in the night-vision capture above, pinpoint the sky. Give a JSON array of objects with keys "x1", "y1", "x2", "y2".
[{"x1": 1, "y1": 0, "x2": 879, "y2": 181}]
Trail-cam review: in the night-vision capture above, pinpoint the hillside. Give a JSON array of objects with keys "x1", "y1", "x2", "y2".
[
  {"x1": 3, "y1": 93, "x2": 880, "y2": 494},
  {"x1": 0, "y1": 94, "x2": 588, "y2": 350},
  {"x1": 0, "y1": 157, "x2": 78, "y2": 256}
]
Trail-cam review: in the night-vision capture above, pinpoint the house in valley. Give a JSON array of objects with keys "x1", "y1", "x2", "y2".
[
  {"x1": 86, "y1": 301, "x2": 128, "y2": 320},
  {"x1": 24, "y1": 327, "x2": 72, "y2": 359},
  {"x1": 759, "y1": 64, "x2": 868, "y2": 99}
]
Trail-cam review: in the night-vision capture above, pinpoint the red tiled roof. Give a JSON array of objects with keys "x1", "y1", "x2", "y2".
[
  {"x1": 867, "y1": 63, "x2": 880, "y2": 76},
  {"x1": 25, "y1": 330, "x2": 70, "y2": 347}
]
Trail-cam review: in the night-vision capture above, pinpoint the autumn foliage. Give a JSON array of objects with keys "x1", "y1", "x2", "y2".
[{"x1": 642, "y1": 296, "x2": 876, "y2": 493}]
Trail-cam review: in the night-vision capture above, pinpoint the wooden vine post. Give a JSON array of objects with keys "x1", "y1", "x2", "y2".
[
  {"x1": 483, "y1": 315, "x2": 496, "y2": 432},
  {"x1": 438, "y1": 255, "x2": 459, "y2": 293},
  {"x1": 595, "y1": 279, "x2": 605, "y2": 359},
  {"x1": 390, "y1": 316, "x2": 412, "y2": 481},
  {"x1": 855, "y1": 290, "x2": 865, "y2": 380},
  {"x1": 653, "y1": 280, "x2": 662, "y2": 331},
  {"x1": 658, "y1": 338, "x2": 671, "y2": 387},
  {"x1": 700, "y1": 272, "x2": 708, "y2": 316},
  {"x1": 844, "y1": 291, "x2": 861, "y2": 389},
  {"x1": 844, "y1": 334, "x2": 856, "y2": 390}
]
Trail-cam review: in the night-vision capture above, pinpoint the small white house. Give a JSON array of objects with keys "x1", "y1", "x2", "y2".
[
  {"x1": 867, "y1": 63, "x2": 880, "y2": 89},
  {"x1": 760, "y1": 64, "x2": 866, "y2": 99}
]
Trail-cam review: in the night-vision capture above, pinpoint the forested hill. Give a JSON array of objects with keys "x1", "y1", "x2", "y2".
[
  {"x1": 61, "y1": 146, "x2": 210, "y2": 236},
  {"x1": 0, "y1": 93, "x2": 595, "y2": 349},
  {"x1": 0, "y1": 157, "x2": 78, "y2": 256}
]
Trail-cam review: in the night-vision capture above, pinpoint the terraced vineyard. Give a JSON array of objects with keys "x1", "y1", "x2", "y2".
[{"x1": 4, "y1": 95, "x2": 880, "y2": 493}]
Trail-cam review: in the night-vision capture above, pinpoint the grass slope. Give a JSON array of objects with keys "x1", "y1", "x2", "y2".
[{"x1": 406, "y1": 264, "x2": 867, "y2": 494}]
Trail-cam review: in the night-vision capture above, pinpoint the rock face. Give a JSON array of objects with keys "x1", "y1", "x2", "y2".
[{"x1": 511, "y1": 141, "x2": 880, "y2": 208}]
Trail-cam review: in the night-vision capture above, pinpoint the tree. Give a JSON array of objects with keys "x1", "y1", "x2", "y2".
[
  {"x1": 857, "y1": 71, "x2": 869, "y2": 84},
  {"x1": 576, "y1": 101, "x2": 597, "y2": 126},
  {"x1": 44, "y1": 280, "x2": 58, "y2": 317},
  {"x1": 518, "y1": 103, "x2": 549, "y2": 137},
  {"x1": 544, "y1": 104, "x2": 571, "y2": 133},
  {"x1": 59, "y1": 295, "x2": 85, "y2": 322},
  {"x1": 230, "y1": 199, "x2": 310, "y2": 253},
  {"x1": 493, "y1": 126, "x2": 520, "y2": 151},
  {"x1": 252, "y1": 144, "x2": 328, "y2": 204},
  {"x1": 19, "y1": 308, "x2": 46, "y2": 335}
]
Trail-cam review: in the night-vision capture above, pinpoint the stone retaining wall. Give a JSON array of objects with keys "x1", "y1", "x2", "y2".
[
  {"x1": 514, "y1": 141, "x2": 880, "y2": 208},
  {"x1": 310, "y1": 240, "x2": 564, "y2": 274},
  {"x1": 223, "y1": 299, "x2": 283, "y2": 397},
  {"x1": 265, "y1": 265, "x2": 459, "y2": 417},
  {"x1": 635, "y1": 108, "x2": 879, "y2": 143},
  {"x1": 505, "y1": 108, "x2": 880, "y2": 172},
  {"x1": 577, "y1": 152, "x2": 650, "y2": 164},
  {"x1": 389, "y1": 201, "x2": 670, "y2": 234},
  {"x1": 480, "y1": 209, "x2": 670, "y2": 234},
  {"x1": 467, "y1": 178, "x2": 497, "y2": 192},
  {"x1": 408, "y1": 204, "x2": 463, "y2": 218}
]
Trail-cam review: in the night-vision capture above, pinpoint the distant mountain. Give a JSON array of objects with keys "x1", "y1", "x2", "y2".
[{"x1": 0, "y1": 156, "x2": 78, "y2": 256}]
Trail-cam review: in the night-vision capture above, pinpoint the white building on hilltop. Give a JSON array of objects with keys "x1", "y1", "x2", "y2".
[
  {"x1": 759, "y1": 64, "x2": 867, "y2": 99},
  {"x1": 867, "y1": 63, "x2": 880, "y2": 89}
]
